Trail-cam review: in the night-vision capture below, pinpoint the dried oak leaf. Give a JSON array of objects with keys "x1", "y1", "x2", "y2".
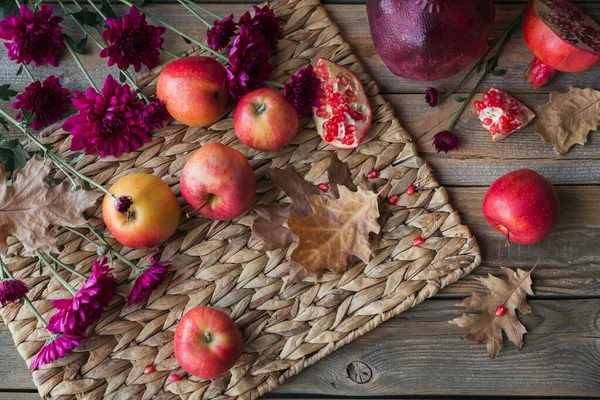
[
  {"x1": 0, "y1": 156, "x2": 100, "y2": 256},
  {"x1": 534, "y1": 87, "x2": 600, "y2": 155},
  {"x1": 287, "y1": 185, "x2": 380, "y2": 274},
  {"x1": 452, "y1": 260, "x2": 539, "y2": 359}
]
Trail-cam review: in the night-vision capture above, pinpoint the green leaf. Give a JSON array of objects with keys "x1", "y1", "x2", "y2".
[
  {"x1": 70, "y1": 153, "x2": 85, "y2": 163},
  {"x1": 70, "y1": 8, "x2": 102, "y2": 26},
  {"x1": 454, "y1": 96, "x2": 467, "y2": 103},
  {"x1": 82, "y1": 180, "x2": 91, "y2": 191},
  {"x1": 0, "y1": 139, "x2": 30, "y2": 173},
  {"x1": 181, "y1": 35, "x2": 191, "y2": 44},
  {"x1": 485, "y1": 55, "x2": 499, "y2": 73},
  {"x1": 119, "y1": 71, "x2": 127, "y2": 83},
  {"x1": 0, "y1": 84, "x2": 17, "y2": 101},
  {"x1": 101, "y1": 0, "x2": 118, "y2": 20},
  {"x1": 44, "y1": 176, "x2": 62, "y2": 188},
  {"x1": 136, "y1": 0, "x2": 146, "y2": 7},
  {"x1": 16, "y1": 64, "x2": 23, "y2": 76},
  {"x1": 0, "y1": 116, "x2": 9, "y2": 132},
  {"x1": 491, "y1": 69, "x2": 507, "y2": 77},
  {"x1": 20, "y1": 109, "x2": 35, "y2": 127},
  {"x1": 487, "y1": 38, "x2": 499, "y2": 48},
  {"x1": 64, "y1": 34, "x2": 88, "y2": 55},
  {"x1": 0, "y1": 0, "x2": 20, "y2": 19}
]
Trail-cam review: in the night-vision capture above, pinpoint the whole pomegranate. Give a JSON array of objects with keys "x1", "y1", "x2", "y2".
[
  {"x1": 523, "y1": 0, "x2": 600, "y2": 88},
  {"x1": 367, "y1": 0, "x2": 495, "y2": 81}
]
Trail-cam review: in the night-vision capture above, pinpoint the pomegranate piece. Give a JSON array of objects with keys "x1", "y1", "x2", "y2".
[
  {"x1": 312, "y1": 58, "x2": 372, "y2": 149},
  {"x1": 474, "y1": 88, "x2": 535, "y2": 141}
]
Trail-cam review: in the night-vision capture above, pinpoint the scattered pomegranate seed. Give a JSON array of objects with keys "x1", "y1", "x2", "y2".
[
  {"x1": 168, "y1": 374, "x2": 181, "y2": 382},
  {"x1": 412, "y1": 236, "x2": 425, "y2": 247},
  {"x1": 495, "y1": 305, "x2": 508, "y2": 317},
  {"x1": 388, "y1": 195, "x2": 399, "y2": 205},
  {"x1": 482, "y1": 118, "x2": 492, "y2": 126},
  {"x1": 406, "y1": 184, "x2": 415, "y2": 195},
  {"x1": 367, "y1": 170, "x2": 380, "y2": 179},
  {"x1": 144, "y1": 364, "x2": 156, "y2": 374},
  {"x1": 318, "y1": 183, "x2": 330, "y2": 192},
  {"x1": 474, "y1": 101, "x2": 486, "y2": 110}
]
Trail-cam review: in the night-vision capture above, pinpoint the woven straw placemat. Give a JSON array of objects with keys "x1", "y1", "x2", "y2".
[{"x1": 0, "y1": 0, "x2": 481, "y2": 398}]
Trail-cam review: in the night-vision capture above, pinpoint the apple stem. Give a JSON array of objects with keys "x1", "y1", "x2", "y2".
[
  {"x1": 185, "y1": 198, "x2": 210, "y2": 219},
  {"x1": 505, "y1": 230, "x2": 511, "y2": 247},
  {"x1": 204, "y1": 331, "x2": 212, "y2": 343}
]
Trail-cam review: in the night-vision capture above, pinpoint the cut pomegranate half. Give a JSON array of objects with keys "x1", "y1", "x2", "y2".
[
  {"x1": 474, "y1": 88, "x2": 535, "y2": 141},
  {"x1": 312, "y1": 58, "x2": 372, "y2": 149}
]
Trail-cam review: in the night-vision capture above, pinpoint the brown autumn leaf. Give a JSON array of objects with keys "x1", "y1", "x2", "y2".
[
  {"x1": 452, "y1": 258, "x2": 539, "y2": 359},
  {"x1": 0, "y1": 156, "x2": 100, "y2": 256},
  {"x1": 286, "y1": 185, "x2": 380, "y2": 274},
  {"x1": 534, "y1": 87, "x2": 600, "y2": 155}
]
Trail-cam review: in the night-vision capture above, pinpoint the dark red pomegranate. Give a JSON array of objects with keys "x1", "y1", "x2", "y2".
[
  {"x1": 366, "y1": 0, "x2": 496, "y2": 81},
  {"x1": 523, "y1": 0, "x2": 600, "y2": 88}
]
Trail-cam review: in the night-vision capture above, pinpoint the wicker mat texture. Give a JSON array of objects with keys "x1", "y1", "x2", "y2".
[{"x1": 0, "y1": 0, "x2": 481, "y2": 398}]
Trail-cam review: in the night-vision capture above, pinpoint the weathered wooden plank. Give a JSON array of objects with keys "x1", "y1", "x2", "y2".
[
  {"x1": 2, "y1": 299, "x2": 600, "y2": 396},
  {"x1": 0, "y1": 393, "x2": 39, "y2": 400}
]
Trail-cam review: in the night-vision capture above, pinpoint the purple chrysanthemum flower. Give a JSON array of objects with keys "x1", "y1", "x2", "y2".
[
  {"x1": 30, "y1": 333, "x2": 84, "y2": 370},
  {"x1": 207, "y1": 14, "x2": 236, "y2": 51},
  {"x1": 226, "y1": 24, "x2": 272, "y2": 100},
  {"x1": 46, "y1": 257, "x2": 117, "y2": 335},
  {"x1": 0, "y1": 4, "x2": 65, "y2": 67},
  {"x1": 432, "y1": 130, "x2": 461, "y2": 153},
  {"x1": 238, "y1": 5, "x2": 280, "y2": 51},
  {"x1": 284, "y1": 65, "x2": 322, "y2": 117},
  {"x1": 128, "y1": 254, "x2": 170, "y2": 305},
  {"x1": 11, "y1": 76, "x2": 71, "y2": 130},
  {"x1": 425, "y1": 87, "x2": 439, "y2": 107},
  {"x1": 100, "y1": 6, "x2": 165, "y2": 72},
  {"x1": 0, "y1": 279, "x2": 28, "y2": 306},
  {"x1": 63, "y1": 75, "x2": 150, "y2": 158},
  {"x1": 140, "y1": 99, "x2": 171, "y2": 130}
]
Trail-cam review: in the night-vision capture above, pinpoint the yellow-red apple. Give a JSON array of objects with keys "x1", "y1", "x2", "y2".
[
  {"x1": 174, "y1": 306, "x2": 243, "y2": 380},
  {"x1": 233, "y1": 87, "x2": 298, "y2": 151},
  {"x1": 180, "y1": 143, "x2": 256, "y2": 220},
  {"x1": 482, "y1": 169, "x2": 559, "y2": 245},
  {"x1": 157, "y1": 56, "x2": 228, "y2": 127}
]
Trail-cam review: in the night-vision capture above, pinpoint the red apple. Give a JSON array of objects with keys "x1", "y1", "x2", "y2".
[
  {"x1": 102, "y1": 173, "x2": 181, "y2": 249},
  {"x1": 482, "y1": 169, "x2": 559, "y2": 245},
  {"x1": 157, "y1": 56, "x2": 228, "y2": 127},
  {"x1": 233, "y1": 87, "x2": 298, "y2": 151},
  {"x1": 180, "y1": 143, "x2": 256, "y2": 220},
  {"x1": 174, "y1": 306, "x2": 243, "y2": 380}
]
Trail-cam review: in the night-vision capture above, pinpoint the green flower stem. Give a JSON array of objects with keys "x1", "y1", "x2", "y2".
[
  {"x1": 0, "y1": 258, "x2": 5, "y2": 280},
  {"x1": 82, "y1": 0, "x2": 107, "y2": 21},
  {"x1": 446, "y1": 72, "x2": 488, "y2": 131},
  {"x1": 36, "y1": 250, "x2": 77, "y2": 295},
  {"x1": 57, "y1": 0, "x2": 105, "y2": 50},
  {"x1": 177, "y1": 0, "x2": 211, "y2": 28},
  {"x1": 44, "y1": 252, "x2": 88, "y2": 280},
  {"x1": 181, "y1": 0, "x2": 221, "y2": 20},
  {"x1": 63, "y1": 37, "x2": 99, "y2": 92},
  {"x1": 160, "y1": 48, "x2": 180, "y2": 60},
  {"x1": 1, "y1": 258, "x2": 48, "y2": 326},
  {"x1": 22, "y1": 63, "x2": 35, "y2": 83}
]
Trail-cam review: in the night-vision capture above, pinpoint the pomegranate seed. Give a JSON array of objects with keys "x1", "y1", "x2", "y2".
[
  {"x1": 412, "y1": 236, "x2": 425, "y2": 247},
  {"x1": 507, "y1": 114, "x2": 515, "y2": 122},
  {"x1": 345, "y1": 137, "x2": 355, "y2": 146},
  {"x1": 495, "y1": 305, "x2": 508, "y2": 317},
  {"x1": 482, "y1": 118, "x2": 492, "y2": 126},
  {"x1": 406, "y1": 184, "x2": 415, "y2": 195},
  {"x1": 388, "y1": 195, "x2": 399, "y2": 205},
  {"x1": 483, "y1": 93, "x2": 490, "y2": 101},
  {"x1": 318, "y1": 183, "x2": 329, "y2": 192},
  {"x1": 474, "y1": 101, "x2": 486, "y2": 110},
  {"x1": 144, "y1": 364, "x2": 156, "y2": 374},
  {"x1": 367, "y1": 170, "x2": 380, "y2": 179},
  {"x1": 168, "y1": 374, "x2": 181, "y2": 382},
  {"x1": 325, "y1": 134, "x2": 334, "y2": 143},
  {"x1": 346, "y1": 124, "x2": 356, "y2": 133},
  {"x1": 499, "y1": 115, "x2": 509, "y2": 124}
]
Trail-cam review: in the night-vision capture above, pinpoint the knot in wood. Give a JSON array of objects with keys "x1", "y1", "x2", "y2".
[{"x1": 346, "y1": 361, "x2": 373, "y2": 384}]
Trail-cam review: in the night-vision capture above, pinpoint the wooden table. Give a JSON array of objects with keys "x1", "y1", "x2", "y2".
[{"x1": 1, "y1": 0, "x2": 599, "y2": 398}]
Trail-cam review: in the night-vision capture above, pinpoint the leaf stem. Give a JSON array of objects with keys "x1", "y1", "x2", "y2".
[
  {"x1": 500, "y1": 255, "x2": 542, "y2": 306},
  {"x1": 177, "y1": 0, "x2": 212, "y2": 28},
  {"x1": 21, "y1": 63, "x2": 35, "y2": 83},
  {"x1": 0, "y1": 258, "x2": 5, "y2": 280},
  {"x1": 82, "y1": 0, "x2": 107, "y2": 21},
  {"x1": 44, "y1": 252, "x2": 88, "y2": 280},
  {"x1": 160, "y1": 48, "x2": 180, "y2": 60},
  {"x1": 181, "y1": 0, "x2": 221, "y2": 20},
  {"x1": 63, "y1": 37, "x2": 99, "y2": 92},
  {"x1": 36, "y1": 250, "x2": 77, "y2": 295}
]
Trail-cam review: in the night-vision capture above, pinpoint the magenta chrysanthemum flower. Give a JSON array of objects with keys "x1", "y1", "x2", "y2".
[
  {"x1": 207, "y1": 14, "x2": 236, "y2": 51},
  {"x1": 284, "y1": 65, "x2": 322, "y2": 117},
  {"x1": 226, "y1": 24, "x2": 272, "y2": 100},
  {"x1": 100, "y1": 6, "x2": 165, "y2": 72},
  {"x1": 46, "y1": 257, "x2": 117, "y2": 335},
  {"x1": 140, "y1": 99, "x2": 171, "y2": 130},
  {"x1": 128, "y1": 254, "x2": 170, "y2": 305},
  {"x1": 63, "y1": 75, "x2": 150, "y2": 158},
  {"x1": 11, "y1": 76, "x2": 70, "y2": 130},
  {"x1": 432, "y1": 130, "x2": 461, "y2": 153},
  {"x1": 30, "y1": 333, "x2": 84, "y2": 370},
  {"x1": 238, "y1": 5, "x2": 280, "y2": 51},
  {"x1": 0, "y1": 4, "x2": 65, "y2": 67},
  {"x1": 0, "y1": 279, "x2": 28, "y2": 306},
  {"x1": 425, "y1": 87, "x2": 439, "y2": 107}
]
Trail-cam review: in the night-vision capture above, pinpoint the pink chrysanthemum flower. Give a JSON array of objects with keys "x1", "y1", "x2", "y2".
[
  {"x1": 432, "y1": 130, "x2": 461, "y2": 153},
  {"x1": 0, "y1": 4, "x2": 65, "y2": 67},
  {"x1": 284, "y1": 65, "x2": 322, "y2": 117},
  {"x1": 63, "y1": 75, "x2": 150, "y2": 158},
  {"x1": 100, "y1": 6, "x2": 165, "y2": 72},
  {"x1": 128, "y1": 254, "x2": 170, "y2": 305},
  {"x1": 0, "y1": 279, "x2": 28, "y2": 306},
  {"x1": 11, "y1": 76, "x2": 71, "y2": 130},
  {"x1": 46, "y1": 257, "x2": 117, "y2": 335},
  {"x1": 226, "y1": 24, "x2": 272, "y2": 100},
  {"x1": 207, "y1": 14, "x2": 236, "y2": 51},
  {"x1": 140, "y1": 99, "x2": 171, "y2": 130},
  {"x1": 238, "y1": 5, "x2": 280, "y2": 51},
  {"x1": 30, "y1": 333, "x2": 84, "y2": 370}
]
